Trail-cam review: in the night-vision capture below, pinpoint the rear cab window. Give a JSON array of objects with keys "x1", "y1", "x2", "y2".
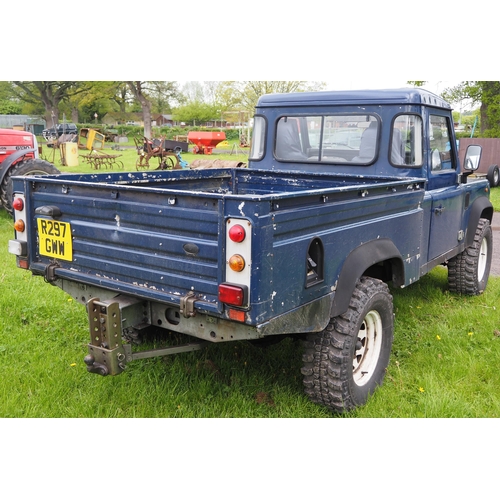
[{"x1": 274, "y1": 114, "x2": 380, "y2": 165}]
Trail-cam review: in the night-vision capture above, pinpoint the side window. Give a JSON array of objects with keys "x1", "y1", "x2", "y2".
[
  {"x1": 429, "y1": 115, "x2": 455, "y2": 171},
  {"x1": 249, "y1": 115, "x2": 266, "y2": 161},
  {"x1": 391, "y1": 115, "x2": 423, "y2": 167}
]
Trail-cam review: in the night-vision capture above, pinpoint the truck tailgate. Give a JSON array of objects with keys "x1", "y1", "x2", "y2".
[{"x1": 27, "y1": 179, "x2": 224, "y2": 313}]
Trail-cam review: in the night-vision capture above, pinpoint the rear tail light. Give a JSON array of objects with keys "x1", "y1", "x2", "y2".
[
  {"x1": 218, "y1": 284, "x2": 247, "y2": 307},
  {"x1": 12, "y1": 197, "x2": 24, "y2": 211},
  {"x1": 224, "y1": 218, "x2": 251, "y2": 310},
  {"x1": 228, "y1": 224, "x2": 246, "y2": 242},
  {"x1": 9, "y1": 193, "x2": 28, "y2": 261}
]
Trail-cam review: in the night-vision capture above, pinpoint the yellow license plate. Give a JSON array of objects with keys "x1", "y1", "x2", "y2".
[{"x1": 37, "y1": 218, "x2": 73, "y2": 261}]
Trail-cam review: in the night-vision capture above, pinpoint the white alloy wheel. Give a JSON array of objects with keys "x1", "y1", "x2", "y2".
[
  {"x1": 477, "y1": 236, "x2": 488, "y2": 282},
  {"x1": 353, "y1": 310, "x2": 383, "y2": 387}
]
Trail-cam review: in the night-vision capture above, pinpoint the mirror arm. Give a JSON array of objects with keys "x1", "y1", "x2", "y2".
[{"x1": 461, "y1": 171, "x2": 473, "y2": 183}]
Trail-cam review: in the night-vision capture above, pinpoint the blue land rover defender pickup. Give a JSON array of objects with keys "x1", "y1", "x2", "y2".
[{"x1": 8, "y1": 88, "x2": 493, "y2": 413}]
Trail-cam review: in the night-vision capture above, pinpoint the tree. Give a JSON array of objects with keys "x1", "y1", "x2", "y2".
[
  {"x1": 175, "y1": 81, "x2": 237, "y2": 125},
  {"x1": 172, "y1": 80, "x2": 326, "y2": 128},
  {"x1": 111, "y1": 83, "x2": 132, "y2": 113},
  {"x1": 0, "y1": 101, "x2": 22, "y2": 115},
  {"x1": 477, "y1": 82, "x2": 500, "y2": 137},
  {"x1": 0, "y1": 83, "x2": 22, "y2": 114},
  {"x1": 442, "y1": 81, "x2": 500, "y2": 137},
  {"x1": 149, "y1": 81, "x2": 181, "y2": 115},
  {"x1": 172, "y1": 101, "x2": 220, "y2": 125},
  {"x1": 126, "y1": 81, "x2": 181, "y2": 138},
  {"x1": 65, "y1": 81, "x2": 130, "y2": 123},
  {"x1": 217, "y1": 81, "x2": 325, "y2": 113},
  {"x1": 10, "y1": 82, "x2": 88, "y2": 126},
  {"x1": 180, "y1": 82, "x2": 207, "y2": 104}
]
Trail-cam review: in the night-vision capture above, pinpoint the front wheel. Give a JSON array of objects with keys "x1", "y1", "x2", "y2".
[
  {"x1": 1, "y1": 158, "x2": 60, "y2": 216},
  {"x1": 448, "y1": 218, "x2": 492, "y2": 295},
  {"x1": 301, "y1": 277, "x2": 394, "y2": 413}
]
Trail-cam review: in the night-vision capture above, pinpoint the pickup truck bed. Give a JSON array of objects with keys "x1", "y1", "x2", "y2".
[{"x1": 18, "y1": 168, "x2": 425, "y2": 327}]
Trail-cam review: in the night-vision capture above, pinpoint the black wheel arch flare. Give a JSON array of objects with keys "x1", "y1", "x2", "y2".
[
  {"x1": 466, "y1": 196, "x2": 493, "y2": 248},
  {"x1": 330, "y1": 238, "x2": 404, "y2": 318}
]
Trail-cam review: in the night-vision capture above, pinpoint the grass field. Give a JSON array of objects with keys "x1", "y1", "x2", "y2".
[
  {"x1": 41, "y1": 138, "x2": 249, "y2": 174},
  {"x1": 1, "y1": 171, "x2": 500, "y2": 417}
]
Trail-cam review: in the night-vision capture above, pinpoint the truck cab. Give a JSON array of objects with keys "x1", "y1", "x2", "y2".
[{"x1": 249, "y1": 88, "x2": 492, "y2": 282}]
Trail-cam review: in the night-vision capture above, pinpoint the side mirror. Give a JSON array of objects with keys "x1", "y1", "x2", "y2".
[{"x1": 463, "y1": 144, "x2": 481, "y2": 171}]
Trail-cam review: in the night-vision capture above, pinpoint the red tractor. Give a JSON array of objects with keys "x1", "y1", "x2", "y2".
[{"x1": 0, "y1": 128, "x2": 59, "y2": 216}]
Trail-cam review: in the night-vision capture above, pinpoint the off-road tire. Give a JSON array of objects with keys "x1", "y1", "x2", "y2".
[
  {"x1": 448, "y1": 218, "x2": 492, "y2": 295},
  {"x1": 487, "y1": 164, "x2": 499, "y2": 188},
  {"x1": 301, "y1": 277, "x2": 394, "y2": 413},
  {"x1": 0, "y1": 159, "x2": 60, "y2": 216}
]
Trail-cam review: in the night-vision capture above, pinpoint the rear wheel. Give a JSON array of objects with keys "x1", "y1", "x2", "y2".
[
  {"x1": 448, "y1": 218, "x2": 492, "y2": 295},
  {"x1": 301, "y1": 277, "x2": 394, "y2": 413},
  {"x1": 1, "y1": 158, "x2": 60, "y2": 216}
]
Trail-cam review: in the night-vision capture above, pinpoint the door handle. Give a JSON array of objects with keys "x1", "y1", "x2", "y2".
[{"x1": 434, "y1": 206, "x2": 445, "y2": 215}]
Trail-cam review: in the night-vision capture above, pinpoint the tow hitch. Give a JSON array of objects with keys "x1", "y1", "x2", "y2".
[{"x1": 84, "y1": 297, "x2": 206, "y2": 376}]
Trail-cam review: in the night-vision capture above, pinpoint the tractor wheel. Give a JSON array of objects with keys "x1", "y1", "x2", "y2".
[
  {"x1": 301, "y1": 276, "x2": 394, "y2": 413},
  {"x1": 448, "y1": 218, "x2": 492, "y2": 295},
  {"x1": 1, "y1": 158, "x2": 60, "y2": 216},
  {"x1": 487, "y1": 164, "x2": 500, "y2": 188}
]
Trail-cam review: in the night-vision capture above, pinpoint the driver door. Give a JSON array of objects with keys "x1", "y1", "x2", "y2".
[{"x1": 427, "y1": 113, "x2": 464, "y2": 261}]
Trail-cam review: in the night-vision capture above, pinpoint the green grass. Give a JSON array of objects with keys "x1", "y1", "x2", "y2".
[
  {"x1": 40, "y1": 139, "x2": 249, "y2": 174},
  {"x1": 1, "y1": 204, "x2": 500, "y2": 417},
  {"x1": 490, "y1": 184, "x2": 500, "y2": 211}
]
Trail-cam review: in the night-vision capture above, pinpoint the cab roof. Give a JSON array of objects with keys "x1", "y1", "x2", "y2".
[{"x1": 256, "y1": 88, "x2": 451, "y2": 110}]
